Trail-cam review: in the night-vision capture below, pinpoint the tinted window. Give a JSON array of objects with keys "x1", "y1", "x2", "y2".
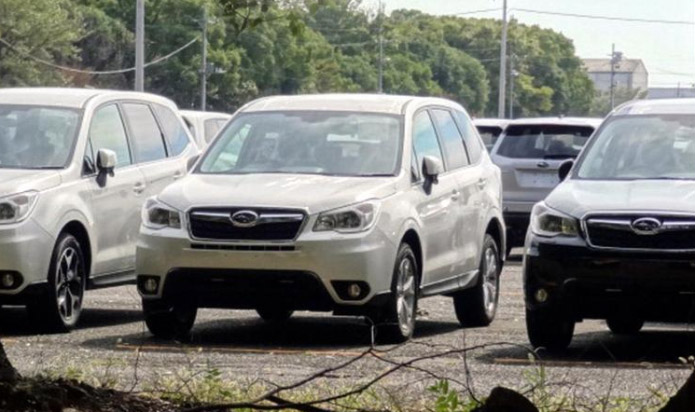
[
  {"x1": 412, "y1": 111, "x2": 444, "y2": 170},
  {"x1": 476, "y1": 126, "x2": 503, "y2": 150},
  {"x1": 431, "y1": 109, "x2": 469, "y2": 169},
  {"x1": 0, "y1": 105, "x2": 80, "y2": 169},
  {"x1": 453, "y1": 111, "x2": 483, "y2": 163},
  {"x1": 578, "y1": 115, "x2": 695, "y2": 180},
  {"x1": 122, "y1": 103, "x2": 167, "y2": 163},
  {"x1": 204, "y1": 118, "x2": 227, "y2": 143},
  {"x1": 199, "y1": 111, "x2": 402, "y2": 176},
  {"x1": 153, "y1": 104, "x2": 190, "y2": 156},
  {"x1": 497, "y1": 124, "x2": 594, "y2": 159},
  {"x1": 89, "y1": 105, "x2": 131, "y2": 167}
]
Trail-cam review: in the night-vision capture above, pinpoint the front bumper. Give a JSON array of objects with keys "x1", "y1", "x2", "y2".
[
  {"x1": 524, "y1": 234, "x2": 695, "y2": 322},
  {"x1": 0, "y1": 218, "x2": 54, "y2": 300},
  {"x1": 136, "y1": 225, "x2": 398, "y2": 310}
]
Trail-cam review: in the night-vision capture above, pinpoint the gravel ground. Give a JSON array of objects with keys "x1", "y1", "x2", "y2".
[{"x1": 1, "y1": 253, "x2": 694, "y2": 405}]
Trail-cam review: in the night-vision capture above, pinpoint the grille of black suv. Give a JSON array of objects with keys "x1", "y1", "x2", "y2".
[
  {"x1": 584, "y1": 214, "x2": 695, "y2": 251},
  {"x1": 188, "y1": 207, "x2": 306, "y2": 241}
]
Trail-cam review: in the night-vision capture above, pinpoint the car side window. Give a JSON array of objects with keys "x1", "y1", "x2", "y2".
[
  {"x1": 122, "y1": 103, "x2": 167, "y2": 163},
  {"x1": 153, "y1": 104, "x2": 190, "y2": 156},
  {"x1": 89, "y1": 104, "x2": 132, "y2": 168},
  {"x1": 453, "y1": 110, "x2": 483, "y2": 164},
  {"x1": 431, "y1": 109, "x2": 470, "y2": 169},
  {"x1": 412, "y1": 111, "x2": 445, "y2": 170}
]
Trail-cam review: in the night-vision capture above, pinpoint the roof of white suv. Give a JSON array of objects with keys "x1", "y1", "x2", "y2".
[
  {"x1": 242, "y1": 93, "x2": 458, "y2": 115},
  {"x1": 506, "y1": 116, "x2": 603, "y2": 128},
  {"x1": 613, "y1": 98, "x2": 695, "y2": 115},
  {"x1": 0, "y1": 87, "x2": 174, "y2": 109}
]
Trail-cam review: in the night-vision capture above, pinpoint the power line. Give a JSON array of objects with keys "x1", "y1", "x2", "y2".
[
  {"x1": 511, "y1": 8, "x2": 695, "y2": 25},
  {"x1": 452, "y1": 8, "x2": 502, "y2": 16},
  {"x1": 0, "y1": 36, "x2": 200, "y2": 75}
]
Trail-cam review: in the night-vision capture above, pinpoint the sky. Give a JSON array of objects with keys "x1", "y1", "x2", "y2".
[{"x1": 365, "y1": 0, "x2": 695, "y2": 89}]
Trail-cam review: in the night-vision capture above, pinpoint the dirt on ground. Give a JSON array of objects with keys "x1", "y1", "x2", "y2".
[{"x1": 0, "y1": 377, "x2": 175, "y2": 412}]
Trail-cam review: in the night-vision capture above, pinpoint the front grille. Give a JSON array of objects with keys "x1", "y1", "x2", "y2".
[
  {"x1": 190, "y1": 243, "x2": 296, "y2": 252},
  {"x1": 584, "y1": 214, "x2": 695, "y2": 251},
  {"x1": 188, "y1": 207, "x2": 306, "y2": 241}
]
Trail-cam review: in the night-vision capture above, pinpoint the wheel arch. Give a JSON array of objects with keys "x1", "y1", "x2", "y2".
[
  {"x1": 59, "y1": 220, "x2": 92, "y2": 277},
  {"x1": 400, "y1": 229, "x2": 423, "y2": 284},
  {"x1": 484, "y1": 217, "x2": 506, "y2": 264}
]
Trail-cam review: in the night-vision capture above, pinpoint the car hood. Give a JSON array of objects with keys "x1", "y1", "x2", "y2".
[
  {"x1": 159, "y1": 173, "x2": 399, "y2": 214},
  {"x1": 547, "y1": 179, "x2": 695, "y2": 217},
  {"x1": 0, "y1": 169, "x2": 62, "y2": 197}
]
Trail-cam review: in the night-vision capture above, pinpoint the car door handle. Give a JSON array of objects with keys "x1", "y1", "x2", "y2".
[
  {"x1": 173, "y1": 171, "x2": 184, "y2": 180},
  {"x1": 451, "y1": 190, "x2": 460, "y2": 201},
  {"x1": 477, "y1": 179, "x2": 487, "y2": 189},
  {"x1": 133, "y1": 182, "x2": 147, "y2": 194}
]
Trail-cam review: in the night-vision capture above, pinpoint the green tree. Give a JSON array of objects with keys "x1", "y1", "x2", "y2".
[{"x1": 0, "y1": 0, "x2": 82, "y2": 87}]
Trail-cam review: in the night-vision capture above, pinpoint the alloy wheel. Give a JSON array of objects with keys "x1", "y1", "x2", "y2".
[
  {"x1": 482, "y1": 246, "x2": 499, "y2": 318},
  {"x1": 396, "y1": 255, "x2": 416, "y2": 336},
  {"x1": 55, "y1": 246, "x2": 84, "y2": 324}
]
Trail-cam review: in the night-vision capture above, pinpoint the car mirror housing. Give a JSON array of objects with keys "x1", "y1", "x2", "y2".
[
  {"x1": 422, "y1": 156, "x2": 443, "y2": 184},
  {"x1": 558, "y1": 159, "x2": 574, "y2": 181},
  {"x1": 97, "y1": 149, "x2": 117, "y2": 172}
]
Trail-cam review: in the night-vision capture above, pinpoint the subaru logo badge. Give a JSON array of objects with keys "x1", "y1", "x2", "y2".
[
  {"x1": 631, "y1": 217, "x2": 662, "y2": 235},
  {"x1": 230, "y1": 210, "x2": 259, "y2": 228}
]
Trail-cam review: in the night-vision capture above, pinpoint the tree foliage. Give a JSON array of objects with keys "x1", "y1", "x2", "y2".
[{"x1": 0, "y1": 0, "x2": 597, "y2": 116}]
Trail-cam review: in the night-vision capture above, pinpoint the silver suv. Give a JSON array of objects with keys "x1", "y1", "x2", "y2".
[
  {"x1": 136, "y1": 94, "x2": 505, "y2": 342},
  {"x1": 490, "y1": 117, "x2": 601, "y2": 254},
  {"x1": 0, "y1": 88, "x2": 199, "y2": 331}
]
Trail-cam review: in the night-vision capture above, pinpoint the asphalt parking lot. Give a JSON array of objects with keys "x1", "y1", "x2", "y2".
[{"x1": 1, "y1": 253, "x2": 694, "y2": 402}]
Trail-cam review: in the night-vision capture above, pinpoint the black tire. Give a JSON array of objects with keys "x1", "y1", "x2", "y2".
[
  {"x1": 607, "y1": 317, "x2": 644, "y2": 335},
  {"x1": 143, "y1": 299, "x2": 197, "y2": 340},
  {"x1": 257, "y1": 307, "x2": 294, "y2": 322},
  {"x1": 526, "y1": 307, "x2": 575, "y2": 352},
  {"x1": 454, "y1": 234, "x2": 501, "y2": 327},
  {"x1": 376, "y1": 243, "x2": 419, "y2": 344},
  {"x1": 28, "y1": 233, "x2": 87, "y2": 332}
]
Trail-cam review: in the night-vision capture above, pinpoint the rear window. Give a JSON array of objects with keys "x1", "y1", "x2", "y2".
[
  {"x1": 476, "y1": 126, "x2": 503, "y2": 150},
  {"x1": 496, "y1": 124, "x2": 594, "y2": 159}
]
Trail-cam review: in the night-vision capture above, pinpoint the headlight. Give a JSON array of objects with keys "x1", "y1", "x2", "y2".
[
  {"x1": 313, "y1": 200, "x2": 380, "y2": 233},
  {"x1": 0, "y1": 191, "x2": 39, "y2": 225},
  {"x1": 142, "y1": 197, "x2": 182, "y2": 230},
  {"x1": 530, "y1": 201, "x2": 579, "y2": 237}
]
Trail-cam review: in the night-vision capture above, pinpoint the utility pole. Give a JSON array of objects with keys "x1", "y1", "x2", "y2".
[
  {"x1": 377, "y1": 0, "x2": 384, "y2": 93},
  {"x1": 497, "y1": 0, "x2": 508, "y2": 118},
  {"x1": 200, "y1": 6, "x2": 208, "y2": 111},
  {"x1": 609, "y1": 44, "x2": 622, "y2": 109},
  {"x1": 135, "y1": 0, "x2": 145, "y2": 91},
  {"x1": 508, "y1": 56, "x2": 513, "y2": 119}
]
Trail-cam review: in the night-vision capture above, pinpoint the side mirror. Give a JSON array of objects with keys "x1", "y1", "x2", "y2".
[
  {"x1": 97, "y1": 148, "x2": 117, "y2": 172},
  {"x1": 558, "y1": 160, "x2": 574, "y2": 181},
  {"x1": 422, "y1": 155, "x2": 444, "y2": 185}
]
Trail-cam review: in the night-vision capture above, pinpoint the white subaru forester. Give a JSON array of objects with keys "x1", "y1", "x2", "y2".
[{"x1": 136, "y1": 94, "x2": 505, "y2": 342}]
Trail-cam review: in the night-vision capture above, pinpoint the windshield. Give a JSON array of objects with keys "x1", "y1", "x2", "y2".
[
  {"x1": 476, "y1": 126, "x2": 503, "y2": 150},
  {"x1": 496, "y1": 124, "x2": 594, "y2": 159},
  {"x1": 577, "y1": 115, "x2": 695, "y2": 180},
  {"x1": 0, "y1": 105, "x2": 80, "y2": 169},
  {"x1": 198, "y1": 111, "x2": 403, "y2": 176}
]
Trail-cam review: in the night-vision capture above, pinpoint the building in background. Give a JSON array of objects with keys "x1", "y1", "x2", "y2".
[{"x1": 583, "y1": 58, "x2": 648, "y2": 93}]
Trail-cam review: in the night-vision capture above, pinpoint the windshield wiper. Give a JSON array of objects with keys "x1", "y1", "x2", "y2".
[{"x1": 543, "y1": 154, "x2": 577, "y2": 160}]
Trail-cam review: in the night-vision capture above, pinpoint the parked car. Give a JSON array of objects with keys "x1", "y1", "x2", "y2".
[
  {"x1": 136, "y1": 94, "x2": 505, "y2": 342},
  {"x1": 489, "y1": 117, "x2": 601, "y2": 254},
  {"x1": 0, "y1": 87, "x2": 199, "y2": 331},
  {"x1": 524, "y1": 99, "x2": 695, "y2": 351},
  {"x1": 473, "y1": 118, "x2": 508, "y2": 151},
  {"x1": 180, "y1": 110, "x2": 231, "y2": 147}
]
